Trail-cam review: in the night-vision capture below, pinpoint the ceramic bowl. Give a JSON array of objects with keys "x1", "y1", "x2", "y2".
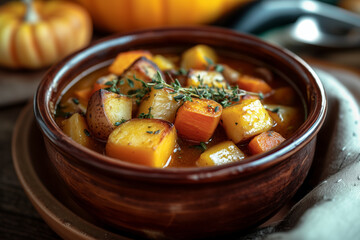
[{"x1": 34, "y1": 27, "x2": 327, "y2": 239}]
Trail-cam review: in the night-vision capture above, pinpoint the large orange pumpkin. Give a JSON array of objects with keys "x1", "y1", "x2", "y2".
[
  {"x1": 0, "y1": 0, "x2": 92, "y2": 69},
  {"x1": 74, "y1": 0, "x2": 250, "y2": 33}
]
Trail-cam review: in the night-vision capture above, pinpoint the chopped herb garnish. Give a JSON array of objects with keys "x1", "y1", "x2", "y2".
[
  {"x1": 154, "y1": 130, "x2": 160, "y2": 134},
  {"x1": 84, "y1": 129, "x2": 91, "y2": 137},
  {"x1": 114, "y1": 118, "x2": 127, "y2": 126},
  {"x1": 127, "y1": 78, "x2": 135, "y2": 88},
  {"x1": 72, "y1": 98, "x2": 79, "y2": 105},
  {"x1": 214, "y1": 64, "x2": 224, "y2": 72},
  {"x1": 138, "y1": 107, "x2": 153, "y2": 119},
  {"x1": 204, "y1": 56, "x2": 214, "y2": 66},
  {"x1": 214, "y1": 106, "x2": 219, "y2": 112},
  {"x1": 178, "y1": 68, "x2": 187, "y2": 76},
  {"x1": 192, "y1": 142, "x2": 207, "y2": 152},
  {"x1": 146, "y1": 131, "x2": 154, "y2": 134},
  {"x1": 270, "y1": 107, "x2": 280, "y2": 113},
  {"x1": 118, "y1": 70, "x2": 262, "y2": 107}
]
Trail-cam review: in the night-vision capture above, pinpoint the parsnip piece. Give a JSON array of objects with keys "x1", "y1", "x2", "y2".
[
  {"x1": 181, "y1": 44, "x2": 217, "y2": 70},
  {"x1": 196, "y1": 141, "x2": 245, "y2": 167},
  {"x1": 106, "y1": 119, "x2": 177, "y2": 168},
  {"x1": 86, "y1": 89, "x2": 132, "y2": 140},
  {"x1": 186, "y1": 70, "x2": 226, "y2": 88},
  {"x1": 221, "y1": 99, "x2": 273, "y2": 143},
  {"x1": 137, "y1": 88, "x2": 181, "y2": 122},
  {"x1": 62, "y1": 113, "x2": 95, "y2": 149},
  {"x1": 174, "y1": 99, "x2": 222, "y2": 142}
]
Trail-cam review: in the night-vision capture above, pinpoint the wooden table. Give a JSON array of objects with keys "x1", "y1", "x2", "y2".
[{"x1": 0, "y1": 102, "x2": 60, "y2": 239}]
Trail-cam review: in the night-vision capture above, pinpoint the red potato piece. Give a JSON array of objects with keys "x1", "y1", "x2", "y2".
[{"x1": 86, "y1": 89, "x2": 132, "y2": 140}]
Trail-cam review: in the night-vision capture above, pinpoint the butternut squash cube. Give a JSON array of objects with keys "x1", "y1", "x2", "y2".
[
  {"x1": 237, "y1": 75, "x2": 272, "y2": 94},
  {"x1": 86, "y1": 89, "x2": 132, "y2": 140},
  {"x1": 248, "y1": 131, "x2": 285, "y2": 155},
  {"x1": 186, "y1": 70, "x2": 227, "y2": 88},
  {"x1": 221, "y1": 99, "x2": 273, "y2": 143},
  {"x1": 106, "y1": 119, "x2": 177, "y2": 168},
  {"x1": 181, "y1": 44, "x2": 217, "y2": 70},
  {"x1": 265, "y1": 104, "x2": 303, "y2": 138},
  {"x1": 174, "y1": 99, "x2": 222, "y2": 142},
  {"x1": 62, "y1": 113, "x2": 95, "y2": 150},
  {"x1": 108, "y1": 50, "x2": 153, "y2": 75},
  {"x1": 137, "y1": 88, "x2": 181, "y2": 122},
  {"x1": 118, "y1": 57, "x2": 161, "y2": 95},
  {"x1": 268, "y1": 87, "x2": 297, "y2": 106},
  {"x1": 196, "y1": 141, "x2": 245, "y2": 167},
  {"x1": 153, "y1": 54, "x2": 175, "y2": 70}
]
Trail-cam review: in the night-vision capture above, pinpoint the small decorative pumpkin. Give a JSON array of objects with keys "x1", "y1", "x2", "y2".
[
  {"x1": 73, "y1": 0, "x2": 250, "y2": 33},
  {"x1": 0, "y1": 0, "x2": 92, "y2": 69}
]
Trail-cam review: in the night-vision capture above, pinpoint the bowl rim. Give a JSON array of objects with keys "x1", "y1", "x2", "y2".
[{"x1": 34, "y1": 26, "x2": 327, "y2": 183}]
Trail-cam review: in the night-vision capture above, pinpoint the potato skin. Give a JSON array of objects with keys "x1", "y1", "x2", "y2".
[{"x1": 86, "y1": 89, "x2": 132, "y2": 140}]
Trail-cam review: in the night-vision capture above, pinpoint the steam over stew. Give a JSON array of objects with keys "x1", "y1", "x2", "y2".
[{"x1": 55, "y1": 45, "x2": 305, "y2": 168}]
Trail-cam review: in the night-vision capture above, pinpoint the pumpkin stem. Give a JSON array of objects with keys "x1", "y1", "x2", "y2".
[{"x1": 23, "y1": 0, "x2": 39, "y2": 23}]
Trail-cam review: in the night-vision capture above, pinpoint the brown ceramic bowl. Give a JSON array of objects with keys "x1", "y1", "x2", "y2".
[{"x1": 34, "y1": 27, "x2": 327, "y2": 239}]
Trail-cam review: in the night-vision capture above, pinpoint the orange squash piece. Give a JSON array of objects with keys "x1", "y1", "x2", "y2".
[
  {"x1": 106, "y1": 119, "x2": 177, "y2": 168},
  {"x1": 180, "y1": 44, "x2": 217, "y2": 70},
  {"x1": 248, "y1": 131, "x2": 285, "y2": 155},
  {"x1": 108, "y1": 50, "x2": 153, "y2": 75},
  {"x1": 174, "y1": 99, "x2": 222, "y2": 142},
  {"x1": 73, "y1": 87, "x2": 92, "y2": 104},
  {"x1": 237, "y1": 75, "x2": 272, "y2": 94}
]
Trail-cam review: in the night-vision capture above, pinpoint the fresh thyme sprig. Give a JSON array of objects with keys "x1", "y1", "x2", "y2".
[{"x1": 105, "y1": 71, "x2": 262, "y2": 107}]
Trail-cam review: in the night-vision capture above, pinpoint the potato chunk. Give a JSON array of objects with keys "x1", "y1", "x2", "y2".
[
  {"x1": 86, "y1": 89, "x2": 132, "y2": 140},
  {"x1": 118, "y1": 57, "x2": 161, "y2": 96},
  {"x1": 137, "y1": 88, "x2": 181, "y2": 122},
  {"x1": 181, "y1": 44, "x2": 217, "y2": 70},
  {"x1": 174, "y1": 99, "x2": 222, "y2": 142},
  {"x1": 62, "y1": 113, "x2": 95, "y2": 150},
  {"x1": 221, "y1": 99, "x2": 273, "y2": 143},
  {"x1": 196, "y1": 141, "x2": 245, "y2": 167},
  {"x1": 153, "y1": 54, "x2": 175, "y2": 71},
  {"x1": 109, "y1": 50, "x2": 153, "y2": 75},
  {"x1": 186, "y1": 70, "x2": 227, "y2": 88},
  {"x1": 265, "y1": 104, "x2": 303, "y2": 138},
  {"x1": 106, "y1": 119, "x2": 177, "y2": 168}
]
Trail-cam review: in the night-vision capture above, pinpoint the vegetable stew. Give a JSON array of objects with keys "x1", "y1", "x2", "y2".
[{"x1": 55, "y1": 45, "x2": 305, "y2": 168}]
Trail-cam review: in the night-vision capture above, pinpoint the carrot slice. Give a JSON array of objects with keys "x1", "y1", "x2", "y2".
[
  {"x1": 237, "y1": 75, "x2": 272, "y2": 94},
  {"x1": 174, "y1": 99, "x2": 222, "y2": 142},
  {"x1": 248, "y1": 131, "x2": 285, "y2": 155},
  {"x1": 108, "y1": 50, "x2": 153, "y2": 75}
]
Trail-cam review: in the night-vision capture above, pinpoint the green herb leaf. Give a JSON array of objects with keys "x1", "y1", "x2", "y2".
[
  {"x1": 84, "y1": 129, "x2": 91, "y2": 137},
  {"x1": 127, "y1": 78, "x2": 134, "y2": 88}
]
